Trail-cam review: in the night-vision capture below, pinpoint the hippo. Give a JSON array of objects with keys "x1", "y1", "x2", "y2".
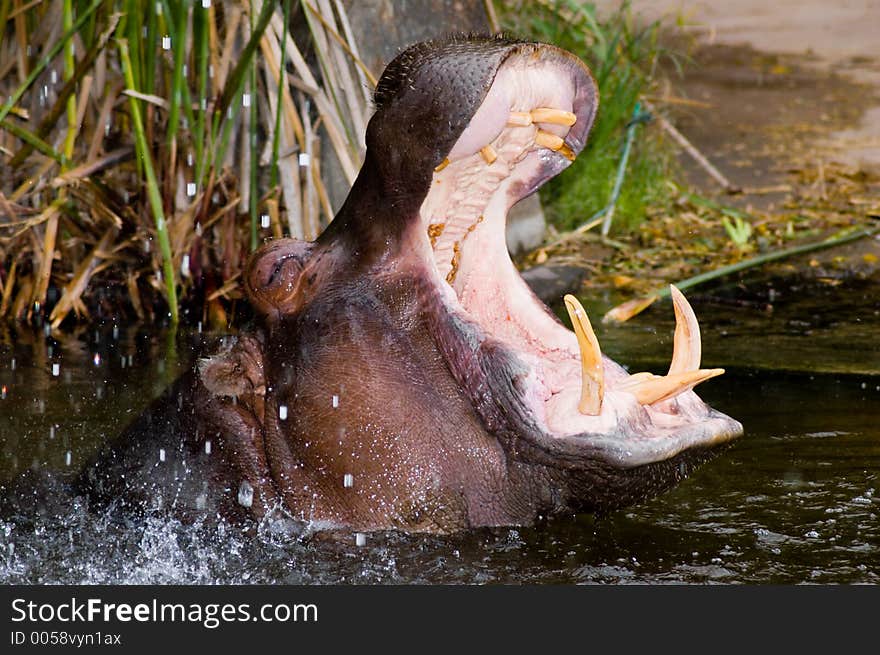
[{"x1": 82, "y1": 35, "x2": 742, "y2": 534}]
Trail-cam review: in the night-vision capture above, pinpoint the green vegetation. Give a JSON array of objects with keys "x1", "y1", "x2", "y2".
[
  {"x1": 0, "y1": 0, "x2": 368, "y2": 327},
  {"x1": 499, "y1": 0, "x2": 676, "y2": 233}
]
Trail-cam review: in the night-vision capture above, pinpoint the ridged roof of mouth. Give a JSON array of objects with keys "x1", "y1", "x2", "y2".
[{"x1": 416, "y1": 44, "x2": 743, "y2": 467}]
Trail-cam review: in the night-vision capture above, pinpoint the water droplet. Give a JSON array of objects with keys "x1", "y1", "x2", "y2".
[
  {"x1": 112, "y1": 325, "x2": 119, "y2": 340},
  {"x1": 50, "y1": 69, "x2": 57, "y2": 85},
  {"x1": 162, "y1": 35, "x2": 171, "y2": 50},
  {"x1": 93, "y1": 353, "x2": 101, "y2": 366},
  {"x1": 204, "y1": 440, "x2": 211, "y2": 455},
  {"x1": 355, "y1": 533, "x2": 366, "y2": 547},
  {"x1": 49, "y1": 426, "x2": 55, "y2": 439},
  {"x1": 159, "y1": 448, "x2": 166, "y2": 462},
  {"x1": 238, "y1": 480, "x2": 254, "y2": 508},
  {"x1": 279, "y1": 405, "x2": 288, "y2": 420},
  {"x1": 261, "y1": 214, "x2": 270, "y2": 229},
  {"x1": 52, "y1": 363, "x2": 60, "y2": 377},
  {"x1": 181, "y1": 254, "x2": 191, "y2": 277},
  {"x1": 197, "y1": 321, "x2": 203, "y2": 333},
  {"x1": 343, "y1": 473, "x2": 353, "y2": 488},
  {"x1": 298, "y1": 153, "x2": 310, "y2": 167},
  {"x1": 187, "y1": 152, "x2": 194, "y2": 167},
  {"x1": 1, "y1": 385, "x2": 7, "y2": 400},
  {"x1": 195, "y1": 221, "x2": 203, "y2": 236},
  {"x1": 186, "y1": 182, "x2": 197, "y2": 197},
  {"x1": 65, "y1": 451, "x2": 71, "y2": 466},
  {"x1": 242, "y1": 93, "x2": 251, "y2": 108},
  {"x1": 201, "y1": 0, "x2": 211, "y2": 8},
  {"x1": 332, "y1": 395, "x2": 339, "y2": 408},
  {"x1": 10, "y1": 358, "x2": 15, "y2": 371}
]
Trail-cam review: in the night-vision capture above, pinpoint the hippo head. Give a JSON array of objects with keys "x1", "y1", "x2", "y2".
[{"x1": 199, "y1": 35, "x2": 743, "y2": 533}]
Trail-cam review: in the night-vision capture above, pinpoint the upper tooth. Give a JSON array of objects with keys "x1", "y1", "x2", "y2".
[
  {"x1": 535, "y1": 129, "x2": 565, "y2": 152},
  {"x1": 480, "y1": 145, "x2": 497, "y2": 165},
  {"x1": 531, "y1": 108, "x2": 577, "y2": 126},
  {"x1": 669, "y1": 285, "x2": 701, "y2": 374},
  {"x1": 507, "y1": 111, "x2": 533, "y2": 127},
  {"x1": 563, "y1": 294, "x2": 604, "y2": 416}
]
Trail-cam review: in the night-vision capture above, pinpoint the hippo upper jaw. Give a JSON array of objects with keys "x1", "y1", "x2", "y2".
[{"x1": 408, "y1": 43, "x2": 743, "y2": 483}]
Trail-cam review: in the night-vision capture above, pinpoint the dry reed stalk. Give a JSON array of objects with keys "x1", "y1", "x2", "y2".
[
  {"x1": 0, "y1": 258, "x2": 17, "y2": 318},
  {"x1": 272, "y1": 13, "x2": 359, "y2": 184},
  {"x1": 259, "y1": 28, "x2": 304, "y2": 237},
  {"x1": 49, "y1": 227, "x2": 114, "y2": 327},
  {"x1": 331, "y1": 0, "x2": 377, "y2": 97}
]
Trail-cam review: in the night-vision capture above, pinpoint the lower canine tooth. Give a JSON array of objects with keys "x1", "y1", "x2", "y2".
[
  {"x1": 563, "y1": 294, "x2": 604, "y2": 416},
  {"x1": 626, "y1": 368, "x2": 725, "y2": 405},
  {"x1": 480, "y1": 145, "x2": 497, "y2": 165},
  {"x1": 669, "y1": 285, "x2": 702, "y2": 374},
  {"x1": 434, "y1": 158, "x2": 450, "y2": 172},
  {"x1": 535, "y1": 130, "x2": 565, "y2": 152},
  {"x1": 531, "y1": 107, "x2": 577, "y2": 126}
]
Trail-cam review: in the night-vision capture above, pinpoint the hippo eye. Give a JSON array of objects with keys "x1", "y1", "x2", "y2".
[{"x1": 267, "y1": 261, "x2": 283, "y2": 286}]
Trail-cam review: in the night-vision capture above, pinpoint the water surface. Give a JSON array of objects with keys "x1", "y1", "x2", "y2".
[{"x1": 1, "y1": 279, "x2": 877, "y2": 584}]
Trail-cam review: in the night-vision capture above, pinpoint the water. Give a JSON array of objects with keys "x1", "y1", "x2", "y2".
[{"x1": 0, "y1": 279, "x2": 878, "y2": 584}]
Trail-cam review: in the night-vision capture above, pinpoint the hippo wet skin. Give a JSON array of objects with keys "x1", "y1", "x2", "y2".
[{"x1": 83, "y1": 35, "x2": 742, "y2": 534}]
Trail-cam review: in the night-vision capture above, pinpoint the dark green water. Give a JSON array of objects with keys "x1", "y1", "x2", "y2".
[{"x1": 0, "y1": 279, "x2": 877, "y2": 584}]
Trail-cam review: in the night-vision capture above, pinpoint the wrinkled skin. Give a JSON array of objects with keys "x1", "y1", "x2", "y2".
[{"x1": 82, "y1": 35, "x2": 742, "y2": 534}]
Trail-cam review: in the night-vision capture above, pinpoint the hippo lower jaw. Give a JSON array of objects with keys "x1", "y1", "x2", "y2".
[{"x1": 412, "y1": 45, "x2": 743, "y2": 472}]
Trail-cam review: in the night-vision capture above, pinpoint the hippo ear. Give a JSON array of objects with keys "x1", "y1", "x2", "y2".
[{"x1": 245, "y1": 238, "x2": 314, "y2": 316}]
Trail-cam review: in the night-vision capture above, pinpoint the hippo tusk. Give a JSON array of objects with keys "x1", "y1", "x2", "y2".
[
  {"x1": 480, "y1": 145, "x2": 498, "y2": 165},
  {"x1": 531, "y1": 107, "x2": 577, "y2": 126},
  {"x1": 434, "y1": 158, "x2": 450, "y2": 172},
  {"x1": 617, "y1": 287, "x2": 722, "y2": 405},
  {"x1": 669, "y1": 284, "x2": 701, "y2": 375},
  {"x1": 563, "y1": 294, "x2": 604, "y2": 416},
  {"x1": 618, "y1": 368, "x2": 725, "y2": 406}
]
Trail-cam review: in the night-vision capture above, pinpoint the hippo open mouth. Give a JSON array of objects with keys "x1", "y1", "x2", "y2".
[
  {"x1": 409, "y1": 43, "x2": 742, "y2": 470},
  {"x1": 85, "y1": 36, "x2": 742, "y2": 534}
]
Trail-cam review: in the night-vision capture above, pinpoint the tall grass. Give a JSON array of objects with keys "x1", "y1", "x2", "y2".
[
  {"x1": 499, "y1": 0, "x2": 676, "y2": 233},
  {"x1": 0, "y1": 0, "x2": 371, "y2": 327},
  {"x1": 0, "y1": 0, "x2": 676, "y2": 327}
]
